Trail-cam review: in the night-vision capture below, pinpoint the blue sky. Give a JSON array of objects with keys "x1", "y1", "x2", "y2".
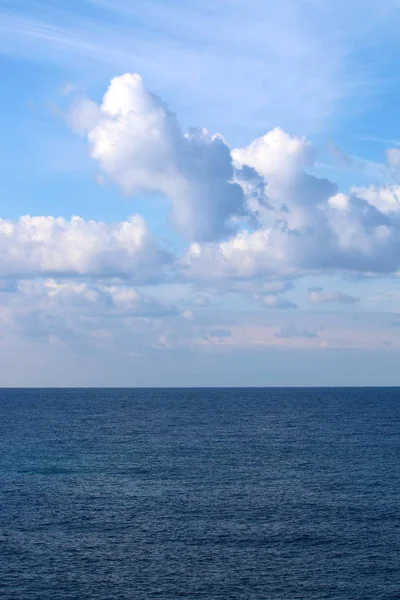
[{"x1": 1, "y1": 0, "x2": 400, "y2": 385}]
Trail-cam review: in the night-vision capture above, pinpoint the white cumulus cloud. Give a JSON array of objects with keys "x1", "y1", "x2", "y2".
[
  {"x1": 0, "y1": 214, "x2": 170, "y2": 281},
  {"x1": 232, "y1": 127, "x2": 314, "y2": 181},
  {"x1": 17, "y1": 279, "x2": 178, "y2": 316},
  {"x1": 65, "y1": 74, "x2": 400, "y2": 291},
  {"x1": 70, "y1": 73, "x2": 246, "y2": 242},
  {"x1": 352, "y1": 184, "x2": 400, "y2": 214}
]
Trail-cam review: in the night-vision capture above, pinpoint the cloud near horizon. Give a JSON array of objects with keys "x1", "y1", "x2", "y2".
[{"x1": 308, "y1": 288, "x2": 360, "y2": 305}]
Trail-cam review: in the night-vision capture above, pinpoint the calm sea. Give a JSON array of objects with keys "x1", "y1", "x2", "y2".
[{"x1": 0, "y1": 388, "x2": 399, "y2": 599}]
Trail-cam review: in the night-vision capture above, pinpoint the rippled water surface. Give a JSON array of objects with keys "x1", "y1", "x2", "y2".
[{"x1": 0, "y1": 388, "x2": 399, "y2": 599}]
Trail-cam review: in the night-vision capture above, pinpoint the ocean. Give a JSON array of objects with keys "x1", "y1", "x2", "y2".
[{"x1": 0, "y1": 388, "x2": 399, "y2": 599}]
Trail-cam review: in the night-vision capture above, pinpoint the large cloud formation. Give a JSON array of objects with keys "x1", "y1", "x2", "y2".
[
  {"x1": 1, "y1": 70, "x2": 400, "y2": 353},
  {"x1": 69, "y1": 74, "x2": 400, "y2": 285},
  {"x1": 184, "y1": 133, "x2": 400, "y2": 281},
  {"x1": 70, "y1": 73, "x2": 245, "y2": 242}
]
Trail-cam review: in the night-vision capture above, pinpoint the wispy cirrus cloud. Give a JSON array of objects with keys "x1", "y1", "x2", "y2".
[
  {"x1": 326, "y1": 141, "x2": 390, "y2": 180},
  {"x1": 2, "y1": 0, "x2": 400, "y2": 138}
]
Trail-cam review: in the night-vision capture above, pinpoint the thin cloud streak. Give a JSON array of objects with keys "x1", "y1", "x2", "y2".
[{"x1": 2, "y1": 0, "x2": 400, "y2": 138}]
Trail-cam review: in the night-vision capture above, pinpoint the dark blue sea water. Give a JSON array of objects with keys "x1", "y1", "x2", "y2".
[{"x1": 0, "y1": 388, "x2": 399, "y2": 599}]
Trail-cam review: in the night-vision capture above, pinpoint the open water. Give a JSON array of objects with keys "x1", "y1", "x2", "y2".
[{"x1": 0, "y1": 388, "x2": 399, "y2": 599}]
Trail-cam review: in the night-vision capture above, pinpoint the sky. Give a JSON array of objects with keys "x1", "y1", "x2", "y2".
[{"x1": 2, "y1": 0, "x2": 400, "y2": 386}]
